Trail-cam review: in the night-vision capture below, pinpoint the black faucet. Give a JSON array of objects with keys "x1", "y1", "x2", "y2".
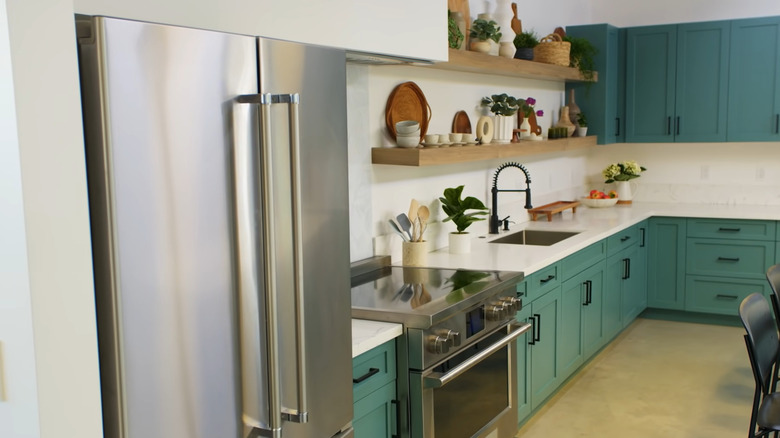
[{"x1": 490, "y1": 162, "x2": 533, "y2": 234}]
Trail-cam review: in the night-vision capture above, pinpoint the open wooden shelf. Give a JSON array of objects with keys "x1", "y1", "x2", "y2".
[
  {"x1": 419, "y1": 49, "x2": 598, "y2": 83},
  {"x1": 372, "y1": 136, "x2": 597, "y2": 167}
]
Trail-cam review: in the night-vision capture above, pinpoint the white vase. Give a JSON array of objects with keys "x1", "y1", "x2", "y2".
[
  {"x1": 493, "y1": 115, "x2": 514, "y2": 143},
  {"x1": 499, "y1": 41, "x2": 515, "y2": 58},
  {"x1": 495, "y1": 0, "x2": 515, "y2": 43},
  {"x1": 449, "y1": 232, "x2": 472, "y2": 254},
  {"x1": 576, "y1": 126, "x2": 588, "y2": 137},
  {"x1": 475, "y1": 115, "x2": 494, "y2": 144},
  {"x1": 614, "y1": 181, "x2": 637, "y2": 204},
  {"x1": 519, "y1": 117, "x2": 531, "y2": 139}
]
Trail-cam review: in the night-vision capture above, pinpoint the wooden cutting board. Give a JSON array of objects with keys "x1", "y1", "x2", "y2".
[{"x1": 448, "y1": 0, "x2": 470, "y2": 33}]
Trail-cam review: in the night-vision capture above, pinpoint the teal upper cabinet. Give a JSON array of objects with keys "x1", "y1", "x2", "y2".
[
  {"x1": 625, "y1": 22, "x2": 730, "y2": 142},
  {"x1": 727, "y1": 17, "x2": 780, "y2": 141},
  {"x1": 566, "y1": 24, "x2": 625, "y2": 144}
]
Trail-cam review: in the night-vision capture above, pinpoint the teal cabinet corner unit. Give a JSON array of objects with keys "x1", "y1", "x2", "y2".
[
  {"x1": 352, "y1": 340, "x2": 397, "y2": 438},
  {"x1": 625, "y1": 21, "x2": 730, "y2": 142}
]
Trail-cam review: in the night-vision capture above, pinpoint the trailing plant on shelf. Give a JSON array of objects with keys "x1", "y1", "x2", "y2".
[
  {"x1": 470, "y1": 18, "x2": 502, "y2": 43},
  {"x1": 564, "y1": 35, "x2": 598, "y2": 83},
  {"x1": 447, "y1": 10, "x2": 464, "y2": 49},
  {"x1": 439, "y1": 185, "x2": 489, "y2": 234}
]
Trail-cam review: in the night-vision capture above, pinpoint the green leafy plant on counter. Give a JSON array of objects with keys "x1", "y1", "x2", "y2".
[
  {"x1": 439, "y1": 185, "x2": 489, "y2": 234},
  {"x1": 448, "y1": 10, "x2": 464, "y2": 49},
  {"x1": 470, "y1": 18, "x2": 502, "y2": 43}
]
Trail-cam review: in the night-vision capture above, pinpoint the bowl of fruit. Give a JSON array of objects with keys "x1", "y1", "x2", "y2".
[{"x1": 581, "y1": 190, "x2": 619, "y2": 208}]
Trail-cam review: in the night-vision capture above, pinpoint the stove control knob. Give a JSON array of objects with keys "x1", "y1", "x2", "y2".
[
  {"x1": 485, "y1": 304, "x2": 506, "y2": 321},
  {"x1": 500, "y1": 297, "x2": 523, "y2": 313},
  {"x1": 427, "y1": 335, "x2": 449, "y2": 355},
  {"x1": 440, "y1": 329, "x2": 462, "y2": 347}
]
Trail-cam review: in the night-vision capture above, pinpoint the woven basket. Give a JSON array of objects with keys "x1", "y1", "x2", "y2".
[{"x1": 533, "y1": 33, "x2": 571, "y2": 67}]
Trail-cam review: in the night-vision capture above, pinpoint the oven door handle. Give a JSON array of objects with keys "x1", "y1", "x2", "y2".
[{"x1": 423, "y1": 322, "x2": 532, "y2": 389}]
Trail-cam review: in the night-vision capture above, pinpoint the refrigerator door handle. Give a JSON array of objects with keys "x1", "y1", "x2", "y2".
[{"x1": 237, "y1": 92, "x2": 309, "y2": 434}]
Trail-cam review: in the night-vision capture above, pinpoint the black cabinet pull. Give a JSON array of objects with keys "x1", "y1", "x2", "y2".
[
  {"x1": 667, "y1": 116, "x2": 671, "y2": 135},
  {"x1": 585, "y1": 280, "x2": 593, "y2": 305},
  {"x1": 716, "y1": 294, "x2": 738, "y2": 300},
  {"x1": 622, "y1": 258, "x2": 630, "y2": 280},
  {"x1": 391, "y1": 400, "x2": 401, "y2": 438},
  {"x1": 717, "y1": 256, "x2": 740, "y2": 262},
  {"x1": 620, "y1": 236, "x2": 631, "y2": 242},
  {"x1": 615, "y1": 117, "x2": 621, "y2": 136},
  {"x1": 627, "y1": 258, "x2": 631, "y2": 279},
  {"x1": 776, "y1": 114, "x2": 779, "y2": 134},
  {"x1": 718, "y1": 227, "x2": 741, "y2": 232},
  {"x1": 582, "y1": 281, "x2": 589, "y2": 306},
  {"x1": 539, "y1": 275, "x2": 556, "y2": 284},
  {"x1": 676, "y1": 116, "x2": 680, "y2": 135},
  {"x1": 534, "y1": 313, "x2": 542, "y2": 342},
  {"x1": 528, "y1": 315, "x2": 536, "y2": 345},
  {"x1": 640, "y1": 227, "x2": 646, "y2": 247},
  {"x1": 353, "y1": 367, "x2": 380, "y2": 384}
]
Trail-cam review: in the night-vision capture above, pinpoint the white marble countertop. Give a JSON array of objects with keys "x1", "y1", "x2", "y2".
[
  {"x1": 351, "y1": 319, "x2": 403, "y2": 358},
  {"x1": 350, "y1": 201, "x2": 780, "y2": 356}
]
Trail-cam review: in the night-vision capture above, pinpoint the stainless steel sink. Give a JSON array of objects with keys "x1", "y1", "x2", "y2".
[{"x1": 489, "y1": 229, "x2": 581, "y2": 246}]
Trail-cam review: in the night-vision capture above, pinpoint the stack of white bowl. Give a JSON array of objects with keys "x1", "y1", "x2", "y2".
[{"x1": 395, "y1": 120, "x2": 421, "y2": 148}]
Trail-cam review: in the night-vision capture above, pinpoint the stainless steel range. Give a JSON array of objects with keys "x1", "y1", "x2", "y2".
[{"x1": 351, "y1": 258, "x2": 530, "y2": 438}]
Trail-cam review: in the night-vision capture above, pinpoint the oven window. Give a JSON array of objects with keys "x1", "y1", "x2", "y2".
[{"x1": 432, "y1": 331, "x2": 509, "y2": 438}]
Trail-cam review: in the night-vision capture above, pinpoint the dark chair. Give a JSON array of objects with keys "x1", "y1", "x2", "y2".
[
  {"x1": 766, "y1": 264, "x2": 780, "y2": 324},
  {"x1": 739, "y1": 293, "x2": 780, "y2": 437}
]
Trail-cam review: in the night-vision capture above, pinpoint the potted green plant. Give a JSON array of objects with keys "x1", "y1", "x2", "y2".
[
  {"x1": 563, "y1": 35, "x2": 598, "y2": 84},
  {"x1": 448, "y1": 10, "x2": 464, "y2": 49},
  {"x1": 469, "y1": 18, "x2": 501, "y2": 54},
  {"x1": 481, "y1": 93, "x2": 519, "y2": 142},
  {"x1": 439, "y1": 185, "x2": 489, "y2": 254},
  {"x1": 576, "y1": 112, "x2": 588, "y2": 137},
  {"x1": 513, "y1": 29, "x2": 539, "y2": 60}
]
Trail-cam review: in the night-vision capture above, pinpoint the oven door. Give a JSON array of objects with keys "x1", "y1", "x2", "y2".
[{"x1": 409, "y1": 322, "x2": 530, "y2": 438}]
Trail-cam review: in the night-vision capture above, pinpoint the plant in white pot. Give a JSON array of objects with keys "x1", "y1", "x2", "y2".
[
  {"x1": 481, "y1": 93, "x2": 520, "y2": 143},
  {"x1": 469, "y1": 18, "x2": 502, "y2": 54},
  {"x1": 439, "y1": 185, "x2": 489, "y2": 254},
  {"x1": 576, "y1": 112, "x2": 588, "y2": 137}
]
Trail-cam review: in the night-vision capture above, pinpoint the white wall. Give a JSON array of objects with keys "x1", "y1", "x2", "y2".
[
  {"x1": 0, "y1": 1, "x2": 40, "y2": 435},
  {"x1": 3, "y1": 0, "x2": 104, "y2": 437}
]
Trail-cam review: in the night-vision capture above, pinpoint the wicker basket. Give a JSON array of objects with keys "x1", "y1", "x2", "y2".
[{"x1": 533, "y1": 33, "x2": 571, "y2": 67}]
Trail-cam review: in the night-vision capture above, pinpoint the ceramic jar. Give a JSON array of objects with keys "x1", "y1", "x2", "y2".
[{"x1": 555, "y1": 105, "x2": 576, "y2": 137}]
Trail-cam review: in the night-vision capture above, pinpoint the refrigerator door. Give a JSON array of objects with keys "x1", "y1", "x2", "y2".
[
  {"x1": 250, "y1": 38, "x2": 353, "y2": 438},
  {"x1": 78, "y1": 17, "x2": 256, "y2": 438}
]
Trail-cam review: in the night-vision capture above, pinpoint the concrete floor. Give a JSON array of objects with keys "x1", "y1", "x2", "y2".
[{"x1": 516, "y1": 318, "x2": 755, "y2": 437}]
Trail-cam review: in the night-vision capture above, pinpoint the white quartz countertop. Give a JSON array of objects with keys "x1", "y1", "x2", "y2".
[
  {"x1": 351, "y1": 319, "x2": 403, "y2": 358},
  {"x1": 350, "y1": 202, "x2": 780, "y2": 356}
]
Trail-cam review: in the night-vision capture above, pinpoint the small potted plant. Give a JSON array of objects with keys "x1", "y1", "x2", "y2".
[
  {"x1": 481, "y1": 93, "x2": 519, "y2": 142},
  {"x1": 439, "y1": 185, "x2": 489, "y2": 254},
  {"x1": 602, "y1": 160, "x2": 647, "y2": 204},
  {"x1": 576, "y1": 112, "x2": 588, "y2": 137},
  {"x1": 513, "y1": 29, "x2": 539, "y2": 60},
  {"x1": 469, "y1": 18, "x2": 501, "y2": 54}
]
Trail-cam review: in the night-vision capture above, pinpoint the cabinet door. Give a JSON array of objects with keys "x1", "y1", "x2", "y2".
[
  {"x1": 620, "y1": 244, "x2": 643, "y2": 327},
  {"x1": 625, "y1": 25, "x2": 677, "y2": 142},
  {"x1": 580, "y1": 263, "x2": 606, "y2": 359},
  {"x1": 566, "y1": 24, "x2": 622, "y2": 144},
  {"x1": 353, "y1": 381, "x2": 396, "y2": 438},
  {"x1": 674, "y1": 21, "x2": 730, "y2": 142},
  {"x1": 559, "y1": 276, "x2": 584, "y2": 380},
  {"x1": 604, "y1": 251, "x2": 626, "y2": 340},
  {"x1": 529, "y1": 288, "x2": 561, "y2": 409},
  {"x1": 648, "y1": 217, "x2": 687, "y2": 309},
  {"x1": 515, "y1": 305, "x2": 533, "y2": 424},
  {"x1": 728, "y1": 17, "x2": 780, "y2": 141}
]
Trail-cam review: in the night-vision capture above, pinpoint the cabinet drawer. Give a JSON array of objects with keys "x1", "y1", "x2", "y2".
[
  {"x1": 687, "y1": 218, "x2": 775, "y2": 241},
  {"x1": 353, "y1": 340, "x2": 396, "y2": 402},
  {"x1": 685, "y1": 276, "x2": 771, "y2": 315},
  {"x1": 353, "y1": 380, "x2": 396, "y2": 438},
  {"x1": 686, "y1": 238, "x2": 774, "y2": 279},
  {"x1": 561, "y1": 240, "x2": 606, "y2": 280},
  {"x1": 526, "y1": 263, "x2": 561, "y2": 301},
  {"x1": 607, "y1": 224, "x2": 640, "y2": 257}
]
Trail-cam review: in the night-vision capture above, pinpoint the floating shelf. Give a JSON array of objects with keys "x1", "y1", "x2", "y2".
[
  {"x1": 419, "y1": 49, "x2": 598, "y2": 83},
  {"x1": 371, "y1": 136, "x2": 598, "y2": 167}
]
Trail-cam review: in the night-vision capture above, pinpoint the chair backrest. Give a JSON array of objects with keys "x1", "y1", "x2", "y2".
[
  {"x1": 767, "y1": 264, "x2": 780, "y2": 316},
  {"x1": 740, "y1": 293, "x2": 780, "y2": 393}
]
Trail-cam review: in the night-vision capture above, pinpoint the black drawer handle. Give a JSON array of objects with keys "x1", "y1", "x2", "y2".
[
  {"x1": 527, "y1": 315, "x2": 536, "y2": 345},
  {"x1": 539, "y1": 275, "x2": 556, "y2": 284},
  {"x1": 582, "y1": 280, "x2": 592, "y2": 306},
  {"x1": 615, "y1": 117, "x2": 621, "y2": 136},
  {"x1": 667, "y1": 116, "x2": 671, "y2": 135},
  {"x1": 716, "y1": 294, "x2": 738, "y2": 300},
  {"x1": 717, "y1": 257, "x2": 740, "y2": 262},
  {"x1": 353, "y1": 367, "x2": 380, "y2": 384},
  {"x1": 718, "y1": 227, "x2": 741, "y2": 232},
  {"x1": 620, "y1": 236, "x2": 631, "y2": 242},
  {"x1": 776, "y1": 114, "x2": 779, "y2": 134},
  {"x1": 676, "y1": 116, "x2": 681, "y2": 136},
  {"x1": 534, "y1": 313, "x2": 542, "y2": 342},
  {"x1": 640, "y1": 227, "x2": 646, "y2": 247},
  {"x1": 391, "y1": 399, "x2": 401, "y2": 438}
]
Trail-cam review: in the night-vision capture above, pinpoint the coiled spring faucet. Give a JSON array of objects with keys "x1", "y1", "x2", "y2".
[{"x1": 490, "y1": 162, "x2": 533, "y2": 234}]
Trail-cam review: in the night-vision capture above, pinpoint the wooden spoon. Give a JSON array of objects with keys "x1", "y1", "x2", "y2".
[
  {"x1": 417, "y1": 205, "x2": 430, "y2": 242},
  {"x1": 408, "y1": 199, "x2": 419, "y2": 241}
]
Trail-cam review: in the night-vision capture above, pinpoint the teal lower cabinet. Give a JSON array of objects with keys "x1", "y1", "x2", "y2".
[
  {"x1": 648, "y1": 217, "x2": 687, "y2": 309},
  {"x1": 684, "y1": 276, "x2": 771, "y2": 315},
  {"x1": 559, "y1": 262, "x2": 606, "y2": 378},
  {"x1": 527, "y1": 287, "x2": 562, "y2": 410},
  {"x1": 352, "y1": 340, "x2": 397, "y2": 438},
  {"x1": 515, "y1": 304, "x2": 533, "y2": 424},
  {"x1": 623, "y1": 220, "x2": 649, "y2": 323}
]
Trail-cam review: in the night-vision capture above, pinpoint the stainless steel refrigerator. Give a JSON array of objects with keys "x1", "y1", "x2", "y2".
[{"x1": 76, "y1": 16, "x2": 353, "y2": 438}]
